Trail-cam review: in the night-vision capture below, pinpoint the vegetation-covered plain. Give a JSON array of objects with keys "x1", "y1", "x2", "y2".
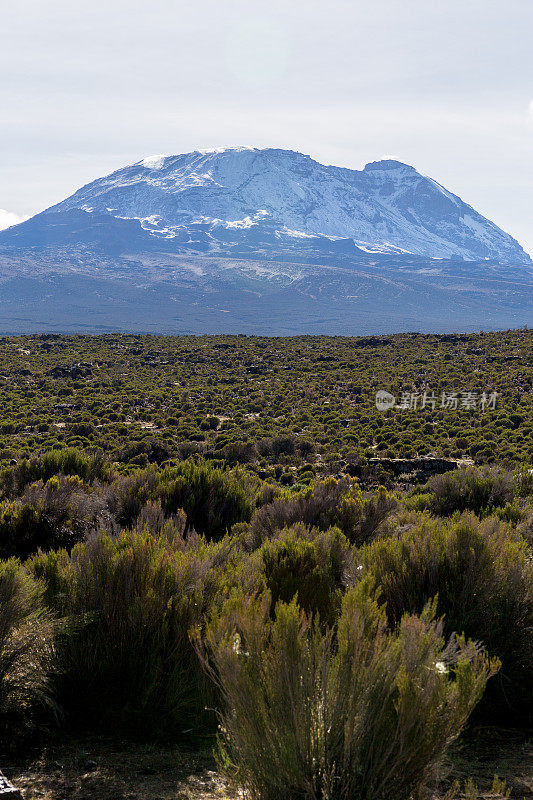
[
  {"x1": 0, "y1": 329, "x2": 531, "y2": 476},
  {"x1": 0, "y1": 330, "x2": 531, "y2": 800}
]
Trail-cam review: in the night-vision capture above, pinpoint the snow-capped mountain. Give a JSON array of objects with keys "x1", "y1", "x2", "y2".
[
  {"x1": 4, "y1": 147, "x2": 530, "y2": 265},
  {"x1": 0, "y1": 147, "x2": 531, "y2": 335}
]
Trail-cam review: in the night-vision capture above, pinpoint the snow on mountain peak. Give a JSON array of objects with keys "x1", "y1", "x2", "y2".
[
  {"x1": 30, "y1": 147, "x2": 533, "y2": 265},
  {"x1": 195, "y1": 146, "x2": 257, "y2": 155},
  {"x1": 141, "y1": 155, "x2": 168, "y2": 169}
]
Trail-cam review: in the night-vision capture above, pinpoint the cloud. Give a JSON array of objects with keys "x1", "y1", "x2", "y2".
[{"x1": 0, "y1": 209, "x2": 29, "y2": 231}]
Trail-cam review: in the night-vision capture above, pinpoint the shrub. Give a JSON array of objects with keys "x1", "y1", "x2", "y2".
[
  {"x1": 0, "y1": 475, "x2": 109, "y2": 561},
  {"x1": 247, "y1": 479, "x2": 396, "y2": 549},
  {"x1": 158, "y1": 460, "x2": 253, "y2": 540},
  {"x1": 443, "y1": 777, "x2": 510, "y2": 800},
  {"x1": 106, "y1": 465, "x2": 160, "y2": 528},
  {"x1": 412, "y1": 466, "x2": 519, "y2": 516},
  {"x1": 0, "y1": 502, "x2": 66, "y2": 562},
  {"x1": 248, "y1": 523, "x2": 352, "y2": 626},
  {"x1": 29, "y1": 529, "x2": 224, "y2": 736},
  {"x1": 133, "y1": 499, "x2": 187, "y2": 539},
  {"x1": 517, "y1": 504, "x2": 533, "y2": 549},
  {"x1": 221, "y1": 441, "x2": 257, "y2": 465},
  {"x1": 198, "y1": 584, "x2": 497, "y2": 800},
  {"x1": 0, "y1": 447, "x2": 110, "y2": 498},
  {"x1": 107, "y1": 460, "x2": 253, "y2": 540},
  {"x1": 116, "y1": 437, "x2": 172, "y2": 465},
  {"x1": 257, "y1": 435, "x2": 297, "y2": 460},
  {"x1": 0, "y1": 559, "x2": 57, "y2": 742},
  {"x1": 362, "y1": 513, "x2": 533, "y2": 722}
]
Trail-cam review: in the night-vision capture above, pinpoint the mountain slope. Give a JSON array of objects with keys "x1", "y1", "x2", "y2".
[
  {"x1": 2, "y1": 147, "x2": 531, "y2": 265},
  {"x1": 0, "y1": 147, "x2": 531, "y2": 335}
]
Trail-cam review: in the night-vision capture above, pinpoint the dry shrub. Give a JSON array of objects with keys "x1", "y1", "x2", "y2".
[
  {"x1": 133, "y1": 498, "x2": 188, "y2": 540},
  {"x1": 0, "y1": 475, "x2": 110, "y2": 561},
  {"x1": 198, "y1": 584, "x2": 497, "y2": 800},
  {"x1": 106, "y1": 464, "x2": 160, "y2": 527},
  {"x1": 247, "y1": 478, "x2": 396, "y2": 549}
]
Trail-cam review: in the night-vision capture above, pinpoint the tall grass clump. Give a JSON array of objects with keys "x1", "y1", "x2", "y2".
[
  {"x1": 198, "y1": 583, "x2": 497, "y2": 800},
  {"x1": 362, "y1": 513, "x2": 533, "y2": 722},
  {"x1": 0, "y1": 559, "x2": 57, "y2": 743},
  {"x1": 30, "y1": 528, "x2": 224, "y2": 736}
]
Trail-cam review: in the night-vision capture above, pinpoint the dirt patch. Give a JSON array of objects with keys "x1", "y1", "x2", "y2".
[
  {"x1": 2, "y1": 727, "x2": 531, "y2": 800},
  {"x1": 3, "y1": 737, "x2": 238, "y2": 800},
  {"x1": 441, "y1": 727, "x2": 533, "y2": 799}
]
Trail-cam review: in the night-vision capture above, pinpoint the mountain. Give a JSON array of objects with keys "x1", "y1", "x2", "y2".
[
  {"x1": 4, "y1": 147, "x2": 531, "y2": 264},
  {"x1": 0, "y1": 147, "x2": 531, "y2": 335}
]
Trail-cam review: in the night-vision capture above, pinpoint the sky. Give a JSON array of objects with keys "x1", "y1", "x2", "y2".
[{"x1": 1, "y1": 0, "x2": 533, "y2": 255}]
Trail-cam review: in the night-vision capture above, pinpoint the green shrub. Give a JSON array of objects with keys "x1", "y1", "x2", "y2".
[
  {"x1": 0, "y1": 447, "x2": 110, "y2": 498},
  {"x1": 158, "y1": 460, "x2": 253, "y2": 540},
  {"x1": 412, "y1": 466, "x2": 519, "y2": 516},
  {"x1": 442, "y1": 777, "x2": 510, "y2": 800},
  {"x1": 108, "y1": 460, "x2": 253, "y2": 540},
  {"x1": 247, "y1": 478, "x2": 396, "y2": 549},
  {"x1": 362, "y1": 513, "x2": 533, "y2": 722},
  {"x1": 494, "y1": 500, "x2": 524, "y2": 526},
  {"x1": 250, "y1": 523, "x2": 351, "y2": 625},
  {"x1": 198, "y1": 584, "x2": 497, "y2": 800},
  {"x1": 116, "y1": 437, "x2": 172, "y2": 465},
  {"x1": 0, "y1": 503, "x2": 61, "y2": 562},
  {"x1": 29, "y1": 529, "x2": 224, "y2": 736},
  {"x1": 0, "y1": 559, "x2": 57, "y2": 741}
]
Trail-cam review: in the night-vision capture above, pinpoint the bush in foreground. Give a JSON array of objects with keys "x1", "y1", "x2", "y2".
[
  {"x1": 0, "y1": 559, "x2": 57, "y2": 742},
  {"x1": 362, "y1": 513, "x2": 533, "y2": 722},
  {"x1": 198, "y1": 584, "x2": 497, "y2": 800},
  {"x1": 30, "y1": 528, "x2": 224, "y2": 736}
]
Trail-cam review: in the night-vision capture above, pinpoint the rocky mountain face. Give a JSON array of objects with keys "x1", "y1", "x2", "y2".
[{"x1": 0, "y1": 148, "x2": 531, "y2": 334}]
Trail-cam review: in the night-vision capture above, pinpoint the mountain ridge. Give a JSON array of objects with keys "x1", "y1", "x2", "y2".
[
  {"x1": 3, "y1": 147, "x2": 530, "y2": 265},
  {"x1": 0, "y1": 147, "x2": 531, "y2": 335}
]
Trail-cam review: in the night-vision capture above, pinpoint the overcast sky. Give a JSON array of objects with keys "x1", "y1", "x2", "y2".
[{"x1": 1, "y1": 0, "x2": 532, "y2": 254}]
